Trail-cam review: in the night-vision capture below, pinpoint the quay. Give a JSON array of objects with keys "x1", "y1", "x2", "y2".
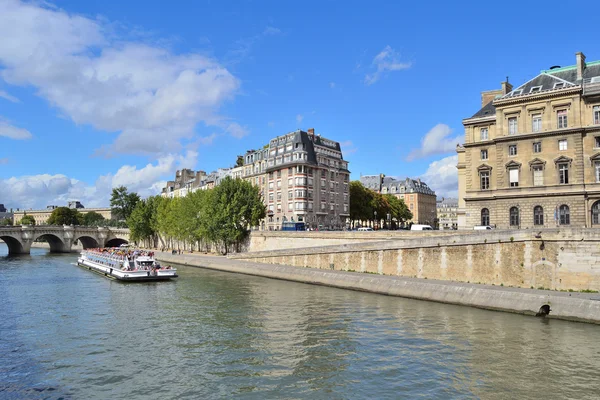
[{"x1": 155, "y1": 251, "x2": 600, "y2": 325}]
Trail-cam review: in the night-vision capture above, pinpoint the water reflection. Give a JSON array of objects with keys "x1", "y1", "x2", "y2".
[{"x1": 1, "y1": 243, "x2": 599, "y2": 399}]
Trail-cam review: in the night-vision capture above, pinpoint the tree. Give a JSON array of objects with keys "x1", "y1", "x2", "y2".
[
  {"x1": 0, "y1": 217, "x2": 13, "y2": 226},
  {"x1": 110, "y1": 186, "x2": 141, "y2": 221},
  {"x1": 384, "y1": 194, "x2": 412, "y2": 227},
  {"x1": 349, "y1": 181, "x2": 374, "y2": 226},
  {"x1": 47, "y1": 207, "x2": 80, "y2": 225},
  {"x1": 236, "y1": 155, "x2": 244, "y2": 167},
  {"x1": 81, "y1": 211, "x2": 105, "y2": 226},
  {"x1": 19, "y1": 215, "x2": 36, "y2": 225},
  {"x1": 204, "y1": 177, "x2": 266, "y2": 254}
]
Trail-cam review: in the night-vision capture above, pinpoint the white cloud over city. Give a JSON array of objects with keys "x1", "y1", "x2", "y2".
[
  {"x1": 0, "y1": 119, "x2": 32, "y2": 140},
  {"x1": 0, "y1": 0, "x2": 243, "y2": 156},
  {"x1": 420, "y1": 155, "x2": 458, "y2": 198},
  {"x1": 0, "y1": 151, "x2": 197, "y2": 210},
  {"x1": 406, "y1": 123, "x2": 462, "y2": 161},
  {"x1": 364, "y1": 45, "x2": 412, "y2": 85}
]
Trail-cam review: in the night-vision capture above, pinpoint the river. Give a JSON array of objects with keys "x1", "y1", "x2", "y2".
[{"x1": 1, "y1": 243, "x2": 599, "y2": 399}]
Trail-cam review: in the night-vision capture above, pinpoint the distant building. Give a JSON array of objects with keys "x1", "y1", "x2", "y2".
[
  {"x1": 162, "y1": 169, "x2": 208, "y2": 198},
  {"x1": 0, "y1": 203, "x2": 12, "y2": 222},
  {"x1": 0, "y1": 204, "x2": 6, "y2": 213},
  {"x1": 68, "y1": 201, "x2": 84, "y2": 209},
  {"x1": 13, "y1": 207, "x2": 113, "y2": 225},
  {"x1": 360, "y1": 175, "x2": 437, "y2": 225},
  {"x1": 437, "y1": 197, "x2": 458, "y2": 230}
]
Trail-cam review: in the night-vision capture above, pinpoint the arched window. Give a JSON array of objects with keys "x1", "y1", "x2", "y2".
[
  {"x1": 510, "y1": 207, "x2": 520, "y2": 227},
  {"x1": 593, "y1": 201, "x2": 600, "y2": 225},
  {"x1": 534, "y1": 206, "x2": 544, "y2": 226},
  {"x1": 481, "y1": 208, "x2": 490, "y2": 226},
  {"x1": 559, "y1": 205, "x2": 570, "y2": 225}
]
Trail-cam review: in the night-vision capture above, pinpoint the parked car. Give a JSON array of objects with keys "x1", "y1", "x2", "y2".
[
  {"x1": 410, "y1": 224, "x2": 433, "y2": 231},
  {"x1": 474, "y1": 225, "x2": 494, "y2": 230},
  {"x1": 357, "y1": 227, "x2": 374, "y2": 231}
]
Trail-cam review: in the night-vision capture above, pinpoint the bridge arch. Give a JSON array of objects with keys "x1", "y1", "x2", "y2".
[
  {"x1": 73, "y1": 235, "x2": 100, "y2": 249},
  {"x1": 105, "y1": 237, "x2": 129, "y2": 248},
  {"x1": 0, "y1": 235, "x2": 26, "y2": 255},
  {"x1": 32, "y1": 233, "x2": 70, "y2": 253}
]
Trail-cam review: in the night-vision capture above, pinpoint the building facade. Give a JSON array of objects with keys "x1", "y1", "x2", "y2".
[
  {"x1": 359, "y1": 175, "x2": 437, "y2": 225},
  {"x1": 13, "y1": 206, "x2": 113, "y2": 225},
  {"x1": 458, "y1": 52, "x2": 600, "y2": 229},
  {"x1": 436, "y1": 197, "x2": 458, "y2": 230},
  {"x1": 241, "y1": 128, "x2": 350, "y2": 230}
]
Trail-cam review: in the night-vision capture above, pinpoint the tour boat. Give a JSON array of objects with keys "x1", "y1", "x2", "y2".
[{"x1": 77, "y1": 248, "x2": 178, "y2": 281}]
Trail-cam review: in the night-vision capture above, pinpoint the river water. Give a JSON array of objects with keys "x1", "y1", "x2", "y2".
[{"x1": 1, "y1": 244, "x2": 599, "y2": 399}]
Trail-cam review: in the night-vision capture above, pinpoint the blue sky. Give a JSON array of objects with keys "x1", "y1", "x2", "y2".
[{"x1": 1, "y1": 0, "x2": 598, "y2": 209}]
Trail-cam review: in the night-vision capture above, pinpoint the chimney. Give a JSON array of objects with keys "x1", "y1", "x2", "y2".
[
  {"x1": 307, "y1": 128, "x2": 315, "y2": 135},
  {"x1": 501, "y1": 78, "x2": 513, "y2": 95},
  {"x1": 576, "y1": 52, "x2": 586, "y2": 81}
]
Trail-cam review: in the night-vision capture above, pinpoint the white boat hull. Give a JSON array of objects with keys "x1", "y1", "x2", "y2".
[{"x1": 77, "y1": 257, "x2": 178, "y2": 281}]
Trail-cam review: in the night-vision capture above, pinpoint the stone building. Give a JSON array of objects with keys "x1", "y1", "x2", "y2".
[
  {"x1": 457, "y1": 52, "x2": 600, "y2": 229},
  {"x1": 13, "y1": 205, "x2": 113, "y2": 225},
  {"x1": 161, "y1": 169, "x2": 208, "y2": 198},
  {"x1": 436, "y1": 197, "x2": 458, "y2": 230},
  {"x1": 359, "y1": 175, "x2": 437, "y2": 225},
  {"x1": 241, "y1": 128, "x2": 350, "y2": 230}
]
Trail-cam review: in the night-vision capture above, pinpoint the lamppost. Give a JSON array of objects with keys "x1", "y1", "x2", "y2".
[
  {"x1": 374, "y1": 210, "x2": 377, "y2": 230},
  {"x1": 387, "y1": 213, "x2": 391, "y2": 230}
]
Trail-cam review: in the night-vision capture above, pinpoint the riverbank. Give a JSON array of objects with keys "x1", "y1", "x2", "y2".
[{"x1": 155, "y1": 251, "x2": 600, "y2": 325}]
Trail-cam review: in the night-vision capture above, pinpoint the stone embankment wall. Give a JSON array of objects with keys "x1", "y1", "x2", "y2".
[
  {"x1": 233, "y1": 229, "x2": 600, "y2": 292},
  {"x1": 248, "y1": 230, "x2": 466, "y2": 252}
]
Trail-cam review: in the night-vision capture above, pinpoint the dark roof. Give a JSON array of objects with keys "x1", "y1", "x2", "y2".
[
  {"x1": 500, "y1": 61, "x2": 600, "y2": 100},
  {"x1": 471, "y1": 100, "x2": 496, "y2": 119}
]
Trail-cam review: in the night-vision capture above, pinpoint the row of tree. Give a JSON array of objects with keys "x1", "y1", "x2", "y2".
[
  {"x1": 127, "y1": 177, "x2": 266, "y2": 254},
  {"x1": 349, "y1": 181, "x2": 413, "y2": 228}
]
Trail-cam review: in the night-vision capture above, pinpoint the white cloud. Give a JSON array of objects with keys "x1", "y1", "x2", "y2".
[
  {"x1": 198, "y1": 133, "x2": 218, "y2": 145},
  {"x1": 420, "y1": 155, "x2": 458, "y2": 198},
  {"x1": 0, "y1": 119, "x2": 32, "y2": 140},
  {"x1": 0, "y1": 89, "x2": 19, "y2": 103},
  {"x1": 0, "y1": 0, "x2": 242, "y2": 156},
  {"x1": 340, "y1": 140, "x2": 357, "y2": 156},
  {"x1": 406, "y1": 123, "x2": 462, "y2": 161},
  {"x1": 224, "y1": 122, "x2": 249, "y2": 139},
  {"x1": 329, "y1": 82, "x2": 335, "y2": 89},
  {"x1": 263, "y1": 26, "x2": 282, "y2": 36},
  {"x1": 296, "y1": 114, "x2": 304, "y2": 124},
  {"x1": 0, "y1": 151, "x2": 198, "y2": 209},
  {"x1": 267, "y1": 121, "x2": 275, "y2": 128},
  {"x1": 364, "y1": 45, "x2": 412, "y2": 85}
]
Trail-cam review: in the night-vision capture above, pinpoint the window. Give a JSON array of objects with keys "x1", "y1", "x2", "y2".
[
  {"x1": 554, "y1": 82, "x2": 565, "y2": 89},
  {"x1": 508, "y1": 117, "x2": 518, "y2": 135},
  {"x1": 509, "y1": 168, "x2": 519, "y2": 187},
  {"x1": 533, "y1": 142, "x2": 542, "y2": 153},
  {"x1": 594, "y1": 106, "x2": 600, "y2": 125},
  {"x1": 509, "y1": 144, "x2": 517, "y2": 156},
  {"x1": 480, "y1": 128, "x2": 489, "y2": 141},
  {"x1": 557, "y1": 110, "x2": 568, "y2": 129},
  {"x1": 534, "y1": 206, "x2": 544, "y2": 226},
  {"x1": 559, "y1": 205, "x2": 570, "y2": 225},
  {"x1": 277, "y1": 192, "x2": 282, "y2": 201},
  {"x1": 480, "y1": 171, "x2": 490, "y2": 190},
  {"x1": 481, "y1": 149, "x2": 488, "y2": 160},
  {"x1": 593, "y1": 201, "x2": 600, "y2": 225},
  {"x1": 596, "y1": 162, "x2": 600, "y2": 183},
  {"x1": 533, "y1": 166, "x2": 544, "y2": 186},
  {"x1": 268, "y1": 193, "x2": 274, "y2": 202},
  {"x1": 558, "y1": 163, "x2": 569, "y2": 184},
  {"x1": 510, "y1": 207, "x2": 520, "y2": 226},
  {"x1": 532, "y1": 114, "x2": 542, "y2": 132},
  {"x1": 481, "y1": 208, "x2": 490, "y2": 226},
  {"x1": 288, "y1": 190, "x2": 293, "y2": 199},
  {"x1": 558, "y1": 139, "x2": 567, "y2": 151},
  {"x1": 277, "y1": 180, "x2": 282, "y2": 189},
  {"x1": 595, "y1": 137, "x2": 600, "y2": 148},
  {"x1": 530, "y1": 86, "x2": 542, "y2": 93}
]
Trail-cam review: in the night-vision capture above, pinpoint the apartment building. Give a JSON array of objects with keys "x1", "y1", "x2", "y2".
[
  {"x1": 241, "y1": 128, "x2": 350, "y2": 230},
  {"x1": 436, "y1": 197, "x2": 458, "y2": 230},
  {"x1": 457, "y1": 52, "x2": 600, "y2": 229},
  {"x1": 359, "y1": 175, "x2": 437, "y2": 225}
]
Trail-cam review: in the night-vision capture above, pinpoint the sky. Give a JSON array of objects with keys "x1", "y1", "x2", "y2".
[{"x1": 1, "y1": 0, "x2": 598, "y2": 210}]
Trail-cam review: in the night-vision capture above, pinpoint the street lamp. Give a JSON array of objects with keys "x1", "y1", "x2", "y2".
[
  {"x1": 387, "y1": 213, "x2": 391, "y2": 230},
  {"x1": 374, "y1": 210, "x2": 377, "y2": 229}
]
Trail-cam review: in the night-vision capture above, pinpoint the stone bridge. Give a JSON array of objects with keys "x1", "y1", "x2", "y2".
[{"x1": 0, "y1": 226, "x2": 130, "y2": 255}]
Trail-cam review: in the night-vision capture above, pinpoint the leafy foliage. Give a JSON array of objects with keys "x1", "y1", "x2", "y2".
[
  {"x1": 128, "y1": 177, "x2": 265, "y2": 254},
  {"x1": 0, "y1": 217, "x2": 13, "y2": 226},
  {"x1": 110, "y1": 186, "x2": 141, "y2": 221},
  {"x1": 80, "y1": 211, "x2": 105, "y2": 226},
  {"x1": 19, "y1": 214, "x2": 36, "y2": 225},
  {"x1": 349, "y1": 181, "x2": 412, "y2": 228},
  {"x1": 47, "y1": 207, "x2": 79, "y2": 225}
]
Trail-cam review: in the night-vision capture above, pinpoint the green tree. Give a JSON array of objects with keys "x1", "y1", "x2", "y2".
[
  {"x1": 110, "y1": 186, "x2": 141, "y2": 221},
  {"x1": 19, "y1": 214, "x2": 36, "y2": 225},
  {"x1": 204, "y1": 177, "x2": 266, "y2": 254},
  {"x1": 349, "y1": 181, "x2": 374, "y2": 226},
  {"x1": 81, "y1": 211, "x2": 105, "y2": 226},
  {"x1": 236, "y1": 155, "x2": 244, "y2": 167},
  {"x1": 0, "y1": 217, "x2": 13, "y2": 226},
  {"x1": 47, "y1": 207, "x2": 80, "y2": 225},
  {"x1": 384, "y1": 194, "x2": 412, "y2": 227}
]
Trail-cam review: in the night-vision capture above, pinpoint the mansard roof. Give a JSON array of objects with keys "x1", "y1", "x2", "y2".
[
  {"x1": 500, "y1": 61, "x2": 600, "y2": 100},
  {"x1": 471, "y1": 100, "x2": 496, "y2": 119}
]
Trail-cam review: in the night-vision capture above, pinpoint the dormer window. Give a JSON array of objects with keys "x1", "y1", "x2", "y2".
[
  {"x1": 554, "y1": 82, "x2": 565, "y2": 89},
  {"x1": 512, "y1": 89, "x2": 523, "y2": 96},
  {"x1": 530, "y1": 86, "x2": 542, "y2": 94}
]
